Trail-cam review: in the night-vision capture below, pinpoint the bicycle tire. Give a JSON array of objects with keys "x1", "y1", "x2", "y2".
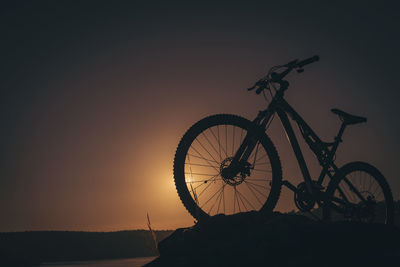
[
  {"x1": 173, "y1": 114, "x2": 282, "y2": 221},
  {"x1": 323, "y1": 161, "x2": 394, "y2": 224}
]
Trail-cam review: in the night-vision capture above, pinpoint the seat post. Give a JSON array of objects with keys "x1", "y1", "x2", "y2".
[
  {"x1": 330, "y1": 123, "x2": 346, "y2": 156},
  {"x1": 335, "y1": 122, "x2": 346, "y2": 143}
]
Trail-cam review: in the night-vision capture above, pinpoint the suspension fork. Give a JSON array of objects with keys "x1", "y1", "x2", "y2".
[{"x1": 231, "y1": 109, "x2": 274, "y2": 165}]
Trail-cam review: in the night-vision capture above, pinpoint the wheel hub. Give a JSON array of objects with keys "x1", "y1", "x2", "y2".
[
  {"x1": 220, "y1": 157, "x2": 249, "y2": 186},
  {"x1": 345, "y1": 191, "x2": 376, "y2": 222}
]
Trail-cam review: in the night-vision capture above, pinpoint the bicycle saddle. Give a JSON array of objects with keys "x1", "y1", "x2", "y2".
[{"x1": 331, "y1": 108, "x2": 367, "y2": 125}]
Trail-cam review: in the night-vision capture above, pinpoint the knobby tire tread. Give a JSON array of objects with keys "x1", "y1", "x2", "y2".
[
  {"x1": 324, "y1": 161, "x2": 394, "y2": 224},
  {"x1": 173, "y1": 114, "x2": 282, "y2": 221}
]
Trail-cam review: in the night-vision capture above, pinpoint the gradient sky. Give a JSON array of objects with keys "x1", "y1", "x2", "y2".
[{"x1": 1, "y1": 1, "x2": 399, "y2": 231}]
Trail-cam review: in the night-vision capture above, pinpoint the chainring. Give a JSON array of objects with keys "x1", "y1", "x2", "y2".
[{"x1": 294, "y1": 182, "x2": 317, "y2": 212}]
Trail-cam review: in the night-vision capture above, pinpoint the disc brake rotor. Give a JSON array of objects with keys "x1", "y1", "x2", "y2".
[{"x1": 220, "y1": 157, "x2": 250, "y2": 186}]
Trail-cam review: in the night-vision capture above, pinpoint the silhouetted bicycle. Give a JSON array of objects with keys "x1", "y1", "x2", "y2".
[{"x1": 173, "y1": 56, "x2": 394, "y2": 224}]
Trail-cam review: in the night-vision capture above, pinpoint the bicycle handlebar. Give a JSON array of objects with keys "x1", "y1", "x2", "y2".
[
  {"x1": 296, "y1": 55, "x2": 319, "y2": 68},
  {"x1": 248, "y1": 55, "x2": 320, "y2": 94},
  {"x1": 280, "y1": 55, "x2": 319, "y2": 78}
]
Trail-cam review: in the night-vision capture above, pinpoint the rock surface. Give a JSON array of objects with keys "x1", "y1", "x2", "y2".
[{"x1": 145, "y1": 212, "x2": 400, "y2": 267}]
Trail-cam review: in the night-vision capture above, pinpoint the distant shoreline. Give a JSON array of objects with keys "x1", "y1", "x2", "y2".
[
  {"x1": 0, "y1": 230, "x2": 173, "y2": 266},
  {"x1": 0, "y1": 229, "x2": 174, "y2": 233},
  {"x1": 41, "y1": 256, "x2": 157, "y2": 267}
]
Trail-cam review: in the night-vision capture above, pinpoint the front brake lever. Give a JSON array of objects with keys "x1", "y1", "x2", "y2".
[
  {"x1": 247, "y1": 79, "x2": 265, "y2": 91},
  {"x1": 255, "y1": 80, "x2": 268, "y2": 94}
]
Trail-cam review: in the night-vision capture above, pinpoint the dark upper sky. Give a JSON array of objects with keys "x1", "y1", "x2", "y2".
[{"x1": 1, "y1": 1, "x2": 399, "y2": 231}]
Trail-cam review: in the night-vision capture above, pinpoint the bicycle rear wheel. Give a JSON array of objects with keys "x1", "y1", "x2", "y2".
[
  {"x1": 324, "y1": 162, "x2": 394, "y2": 224},
  {"x1": 173, "y1": 114, "x2": 282, "y2": 221}
]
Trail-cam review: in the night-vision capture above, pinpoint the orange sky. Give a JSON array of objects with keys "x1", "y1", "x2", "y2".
[{"x1": 1, "y1": 1, "x2": 399, "y2": 231}]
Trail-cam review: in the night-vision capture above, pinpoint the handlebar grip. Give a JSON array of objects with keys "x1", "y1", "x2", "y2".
[
  {"x1": 297, "y1": 55, "x2": 319, "y2": 68},
  {"x1": 247, "y1": 85, "x2": 256, "y2": 91}
]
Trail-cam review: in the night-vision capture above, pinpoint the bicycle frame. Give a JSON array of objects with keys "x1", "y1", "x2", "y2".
[
  {"x1": 232, "y1": 93, "x2": 348, "y2": 207},
  {"x1": 174, "y1": 55, "x2": 392, "y2": 223},
  {"x1": 271, "y1": 97, "x2": 340, "y2": 199}
]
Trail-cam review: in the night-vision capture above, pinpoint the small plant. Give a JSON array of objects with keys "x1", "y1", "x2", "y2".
[{"x1": 147, "y1": 212, "x2": 158, "y2": 255}]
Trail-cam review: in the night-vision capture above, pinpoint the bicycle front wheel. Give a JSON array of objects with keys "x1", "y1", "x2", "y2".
[
  {"x1": 324, "y1": 162, "x2": 394, "y2": 224},
  {"x1": 173, "y1": 114, "x2": 282, "y2": 221}
]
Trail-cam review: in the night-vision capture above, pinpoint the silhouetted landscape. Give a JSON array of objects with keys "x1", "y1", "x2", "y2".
[
  {"x1": 147, "y1": 211, "x2": 400, "y2": 267},
  {"x1": 1, "y1": 201, "x2": 398, "y2": 266},
  {"x1": 0, "y1": 230, "x2": 172, "y2": 266},
  {"x1": 2, "y1": 2, "x2": 400, "y2": 267}
]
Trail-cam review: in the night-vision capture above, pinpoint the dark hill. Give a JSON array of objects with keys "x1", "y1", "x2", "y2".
[
  {"x1": 0, "y1": 230, "x2": 172, "y2": 266},
  {"x1": 146, "y1": 212, "x2": 400, "y2": 267}
]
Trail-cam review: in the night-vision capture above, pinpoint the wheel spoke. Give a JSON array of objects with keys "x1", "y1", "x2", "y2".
[
  {"x1": 187, "y1": 179, "x2": 220, "y2": 184},
  {"x1": 236, "y1": 188, "x2": 253, "y2": 210},
  {"x1": 209, "y1": 127, "x2": 227, "y2": 160},
  {"x1": 185, "y1": 172, "x2": 219, "y2": 176},
  {"x1": 234, "y1": 186, "x2": 242, "y2": 212},
  {"x1": 208, "y1": 184, "x2": 226, "y2": 214},
  {"x1": 216, "y1": 182, "x2": 225, "y2": 214},
  {"x1": 195, "y1": 139, "x2": 220, "y2": 169},
  {"x1": 244, "y1": 181, "x2": 268, "y2": 197},
  {"x1": 189, "y1": 175, "x2": 220, "y2": 191},
  {"x1": 187, "y1": 153, "x2": 195, "y2": 183},
  {"x1": 188, "y1": 147, "x2": 220, "y2": 172},
  {"x1": 244, "y1": 181, "x2": 263, "y2": 205},
  {"x1": 200, "y1": 186, "x2": 225, "y2": 209},
  {"x1": 223, "y1": 184, "x2": 226, "y2": 214},
  {"x1": 185, "y1": 162, "x2": 217, "y2": 168},
  {"x1": 201, "y1": 131, "x2": 221, "y2": 162},
  {"x1": 372, "y1": 182, "x2": 381, "y2": 197},
  {"x1": 197, "y1": 177, "x2": 218, "y2": 198},
  {"x1": 217, "y1": 125, "x2": 228, "y2": 158},
  {"x1": 187, "y1": 152, "x2": 219, "y2": 166},
  {"x1": 189, "y1": 183, "x2": 199, "y2": 205},
  {"x1": 343, "y1": 177, "x2": 366, "y2": 202}
]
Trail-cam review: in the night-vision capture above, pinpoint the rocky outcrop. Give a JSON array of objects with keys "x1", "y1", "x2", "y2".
[{"x1": 145, "y1": 212, "x2": 400, "y2": 267}]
